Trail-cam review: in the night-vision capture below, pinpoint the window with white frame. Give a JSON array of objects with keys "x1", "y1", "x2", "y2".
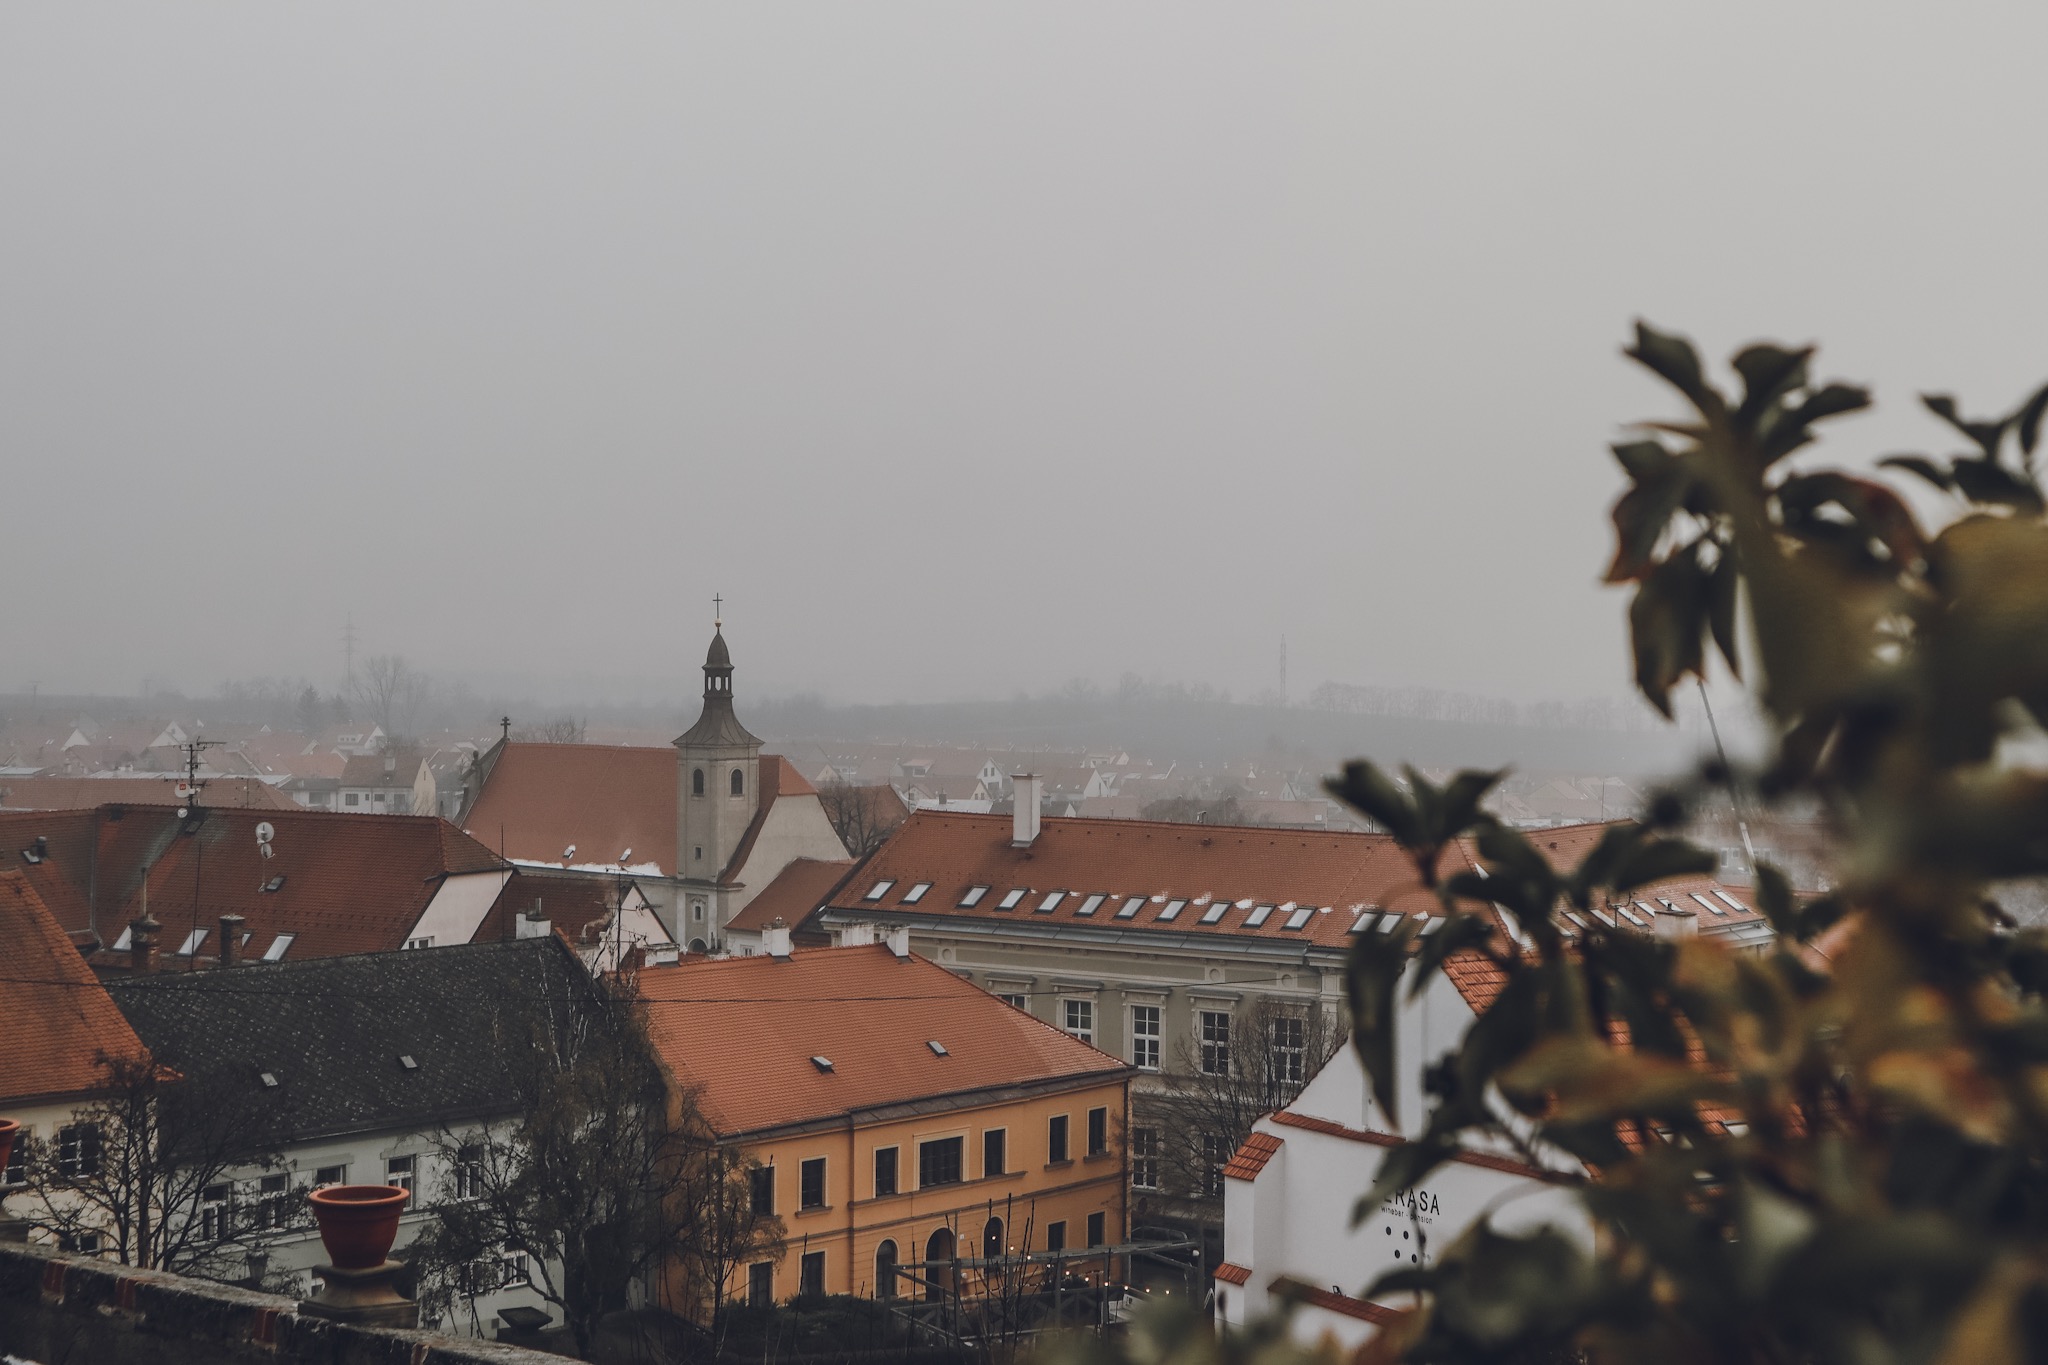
[
  {"x1": 1198, "y1": 1010, "x2": 1231, "y2": 1076},
  {"x1": 1130, "y1": 1128, "x2": 1160, "y2": 1190},
  {"x1": 254, "y1": 1173, "x2": 290, "y2": 1230},
  {"x1": 57, "y1": 1123, "x2": 102, "y2": 1180},
  {"x1": 454, "y1": 1147, "x2": 485, "y2": 1200},
  {"x1": 1202, "y1": 1132, "x2": 1231, "y2": 1197},
  {"x1": 1269, "y1": 1013, "x2": 1308, "y2": 1085},
  {"x1": 314, "y1": 1163, "x2": 347, "y2": 1187},
  {"x1": 201, "y1": 1183, "x2": 232, "y2": 1242},
  {"x1": 1129, "y1": 1005, "x2": 1160, "y2": 1070},
  {"x1": 998, "y1": 993, "x2": 1027, "y2": 1010},
  {"x1": 385, "y1": 1155, "x2": 415, "y2": 1193},
  {"x1": 1062, "y1": 998, "x2": 1093, "y2": 1043}
]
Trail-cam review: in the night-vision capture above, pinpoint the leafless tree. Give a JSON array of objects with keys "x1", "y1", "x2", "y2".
[
  {"x1": 511, "y1": 716, "x2": 586, "y2": 744},
  {"x1": 406, "y1": 972, "x2": 783, "y2": 1355},
  {"x1": 817, "y1": 780, "x2": 906, "y2": 857},
  {"x1": 1145, "y1": 999, "x2": 1342, "y2": 1206},
  {"x1": 350, "y1": 654, "x2": 432, "y2": 740},
  {"x1": 16, "y1": 1050, "x2": 296, "y2": 1277}
]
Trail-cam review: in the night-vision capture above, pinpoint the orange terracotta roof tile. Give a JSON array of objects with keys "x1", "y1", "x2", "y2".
[
  {"x1": 1213, "y1": 1262, "x2": 1252, "y2": 1287},
  {"x1": 0, "y1": 872, "x2": 151, "y2": 1105},
  {"x1": 1268, "y1": 1278, "x2": 1403, "y2": 1325},
  {"x1": 727, "y1": 858, "x2": 856, "y2": 935},
  {"x1": 0, "y1": 776, "x2": 296, "y2": 812},
  {"x1": 0, "y1": 805, "x2": 508, "y2": 962},
  {"x1": 463, "y1": 742, "x2": 679, "y2": 875},
  {"x1": 1223, "y1": 1131, "x2": 1284, "y2": 1181},
  {"x1": 1266, "y1": 1110, "x2": 1560, "y2": 1182},
  {"x1": 639, "y1": 944, "x2": 1129, "y2": 1137}
]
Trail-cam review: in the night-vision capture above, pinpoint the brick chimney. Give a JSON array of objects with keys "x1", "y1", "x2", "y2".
[
  {"x1": 764, "y1": 917, "x2": 792, "y2": 960},
  {"x1": 1654, "y1": 902, "x2": 1697, "y2": 940},
  {"x1": 129, "y1": 913, "x2": 161, "y2": 974},
  {"x1": 218, "y1": 914, "x2": 245, "y2": 967},
  {"x1": 1011, "y1": 774, "x2": 1043, "y2": 847}
]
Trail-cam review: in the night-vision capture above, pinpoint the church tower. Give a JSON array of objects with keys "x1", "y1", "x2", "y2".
[{"x1": 675, "y1": 615, "x2": 763, "y2": 937}]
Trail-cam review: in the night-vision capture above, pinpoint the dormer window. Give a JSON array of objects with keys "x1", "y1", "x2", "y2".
[
  {"x1": 731, "y1": 768, "x2": 744, "y2": 797},
  {"x1": 693, "y1": 769, "x2": 706, "y2": 796}
]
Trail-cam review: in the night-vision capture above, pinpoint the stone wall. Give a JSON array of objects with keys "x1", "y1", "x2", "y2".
[{"x1": 0, "y1": 1241, "x2": 561, "y2": 1365}]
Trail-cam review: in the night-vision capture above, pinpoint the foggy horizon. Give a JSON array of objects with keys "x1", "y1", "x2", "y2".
[{"x1": 9, "y1": 5, "x2": 2047, "y2": 709}]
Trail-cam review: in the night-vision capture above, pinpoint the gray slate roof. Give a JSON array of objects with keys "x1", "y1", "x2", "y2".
[{"x1": 108, "y1": 936, "x2": 599, "y2": 1146}]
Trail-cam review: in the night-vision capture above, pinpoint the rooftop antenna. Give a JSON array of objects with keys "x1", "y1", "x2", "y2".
[{"x1": 172, "y1": 735, "x2": 224, "y2": 817}]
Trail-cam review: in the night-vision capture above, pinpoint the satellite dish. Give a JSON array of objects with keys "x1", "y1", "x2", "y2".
[
  {"x1": 255, "y1": 822, "x2": 276, "y2": 844},
  {"x1": 173, "y1": 781, "x2": 194, "y2": 800}
]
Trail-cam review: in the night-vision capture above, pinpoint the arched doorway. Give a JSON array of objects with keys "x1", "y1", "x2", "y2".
[
  {"x1": 982, "y1": 1216, "x2": 1003, "y2": 1259},
  {"x1": 924, "y1": 1227, "x2": 955, "y2": 1303},
  {"x1": 875, "y1": 1240, "x2": 898, "y2": 1299}
]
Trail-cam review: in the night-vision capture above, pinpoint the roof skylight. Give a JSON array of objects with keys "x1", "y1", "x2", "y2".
[
  {"x1": 1418, "y1": 917, "x2": 1444, "y2": 936},
  {"x1": 176, "y1": 929, "x2": 207, "y2": 956},
  {"x1": 1199, "y1": 900, "x2": 1229, "y2": 925},
  {"x1": 259, "y1": 1071, "x2": 279, "y2": 1088},
  {"x1": 1245, "y1": 904, "x2": 1276, "y2": 928},
  {"x1": 1115, "y1": 896, "x2": 1145, "y2": 919},
  {"x1": 1037, "y1": 891, "x2": 1066, "y2": 913},
  {"x1": 263, "y1": 933, "x2": 295, "y2": 962},
  {"x1": 399, "y1": 1055, "x2": 418, "y2": 1070},
  {"x1": 1368, "y1": 910, "x2": 1395, "y2": 933},
  {"x1": 997, "y1": 888, "x2": 1027, "y2": 910},
  {"x1": 1157, "y1": 899, "x2": 1187, "y2": 921},
  {"x1": 959, "y1": 885, "x2": 989, "y2": 908},
  {"x1": 810, "y1": 1055, "x2": 835, "y2": 1073},
  {"x1": 1713, "y1": 890, "x2": 1748, "y2": 913},
  {"x1": 260, "y1": 875, "x2": 286, "y2": 894},
  {"x1": 1076, "y1": 894, "x2": 1106, "y2": 917},
  {"x1": 902, "y1": 882, "x2": 932, "y2": 904},
  {"x1": 863, "y1": 880, "x2": 895, "y2": 901},
  {"x1": 927, "y1": 1040, "x2": 949, "y2": 1056},
  {"x1": 1692, "y1": 892, "x2": 1727, "y2": 916},
  {"x1": 112, "y1": 927, "x2": 133, "y2": 952}
]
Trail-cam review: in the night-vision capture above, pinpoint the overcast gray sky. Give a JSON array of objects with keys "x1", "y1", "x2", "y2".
[{"x1": 6, "y1": 3, "x2": 2046, "y2": 708}]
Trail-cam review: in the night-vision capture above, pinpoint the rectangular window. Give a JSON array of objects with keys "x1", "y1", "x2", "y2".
[
  {"x1": 262, "y1": 933, "x2": 295, "y2": 962},
  {"x1": 176, "y1": 928, "x2": 208, "y2": 956},
  {"x1": 1130, "y1": 1006, "x2": 1160, "y2": 1070},
  {"x1": 863, "y1": 880, "x2": 894, "y2": 901},
  {"x1": 1087, "y1": 1211, "x2": 1106, "y2": 1248},
  {"x1": 996, "y1": 889, "x2": 1027, "y2": 910},
  {"x1": 405, "y1": 937, "x2": 432, "y2": 950},
  {"x1": 385, "y1": 1155, "x2": 415, "y2": 1193},
  {"x1": 1270, "y1": 1014, "x2": 1308, "y2": 1086},
  {"x1": 800, "y1": 1157, "x2": 827, "y2": 1210},
  {"x1": 918, "y1": 1137, "x2": 964, "y2": 1189},
  {"x1": 3, "y1": 1129, "x2": 26, "y2": 1187},
  {"x1": 1063, "y1": 998, "x2": 1093, "y2": 1042},
  {"x1": 1285, "y1": 904, "x2": 1316, "y2": 931},
  {"x1": 1048, "y1": 1114, "x2": 1070, "y2": 1164},
  {"x1": 902, "y1": 882, "x2": 932, "y2": 904},
  {"x1": 983, "y1": 1129, "x2": 1006, "y2": 1178},
  {"x1": 499, "y1": 1252, "x2": 532, "y2": 1288},
  {"x1": 345, "y1": 792, "x2": 359, "y2": 806},
  {"x1": 748, "y1": 1262, "x2": 774, "y2": 1307},
  {"x1": 253, "y1": 1173, "x2": 289, "y2": 1230},
  {"x1": 959, "y1": 885, "x2": 989, "y2": 907},
  {"x1": 1037, "y1": 890, "x2": 1066, "y2": 913},
  {"x1": 1087, "y1": 1107, "x2": 1108, "y2": 1157},
  {"x1": 1157, "y1": 899, "x2": 1186, "y2": 922},
  {"x1": 874, "y1": 1146, "x2": 899, "y2": 1197},
  {"x1": 750, "y1": 1165, "x2": 775, "y2": 1215},
  {"x1": 1115, "y1": 896, "x2": 1145, "y2": 919},
  {"x1": 1199, "y1": 1010, "x2": 1232, "y2": 1077},
  {"x1": 454, "y1": 1148, "x2": 485, "y2": 1201},
  {"x1": 1075, "y1": 893, "x2": 1106, "y2": 917},
  {"x1": 57, "y1": 1124, "x2": 101, "y2": 1180},
  {"x1": 1202, "y1": 1133, "x2": 1231, "y2": 1197},
  {"x1": 1046, "y1": 1220, "x2": 1067, "y2": 1252},
  {"x1": 1199, "y1": 899, "x2": 1229, "y2": 925},
  {"x1": 201, "y1": 1183, "x2": 232, "y2": 1242},
  {"x1": 314, "y1": 1163, "x2": 347, "y2": 1187},
  {"x1": 800, "y1": 1250, "x2": 826, "y2": 1299},
  {"x1": 57, "y1": 1231, "x2": 102, "y2": 1256},
  {"x1": 1245, "y1": 903, "x2": 1276, "y2": 928},
  {"x1": 999, "y1": 993, "x2": 1027, "y2": 1010},
  {"x1": 1131, "y1": 1128, "x2": 1160, "y2": 1190}
]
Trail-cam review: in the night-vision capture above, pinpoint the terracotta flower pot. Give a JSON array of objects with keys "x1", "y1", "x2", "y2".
[
  {"x1": 307, "y1": 1185, "x2": 409, "y2": 1269},
  {"x1": 0, "y1": 1119, "x2": 18, "y2": 1179}
]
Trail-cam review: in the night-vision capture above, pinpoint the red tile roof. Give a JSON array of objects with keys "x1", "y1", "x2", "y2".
[
  {"x1": 827, "y1": 812, "x2": 1459, "y2": 948},
  {"x1": 0, "y1": 776, "x2": 296, "y2": 812},
  {"x1": 0, "y1": 872, "x2": 151, "y2": 1105},
  {"x1": 716, "y1": 757, "x2": 817, "y2": 885},
  {"x1": 638, "y1": 944, "x2": 1129, "y2": 1137},
  {"x1": 726, "y1": 857, "x2": 856, "y2": 935},
  {"x1": 0, "y1": 805, "x2": 508, "y2": 963},
  {"x1": 1223, "y1": 1131, "x2": 1284, "y2": 1181},
  {"x1": 462, "y1": 742, "x2": 679, "y2": 874},
  {"x1": 1265, "y1": 1109, "x2": 1560, "y2": 1182},
  {"x1": 1268, "y1": 1278, "x2": 1403, "y2": 1325},
  {"x1": 1213, "y1": 1262, "x2": 1252, "y2": 1287}
]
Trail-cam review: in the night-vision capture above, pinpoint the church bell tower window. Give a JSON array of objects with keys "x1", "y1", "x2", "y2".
[
  {"x1": 731, "y1": 768, "x2": 745, "y2": 797},
  {"x1": 693, "y1": 768, "x2": 705, "y2": 796}
]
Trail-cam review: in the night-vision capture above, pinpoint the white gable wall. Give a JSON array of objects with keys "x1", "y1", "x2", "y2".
[
  {"x1": 719, "y1": 793, "x2": 850, "y2": 933},
  {"x1": 402, "y1": 869, "x2": 513, "y2": 949}
]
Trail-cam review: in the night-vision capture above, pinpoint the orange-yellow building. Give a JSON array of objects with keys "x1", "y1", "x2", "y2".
[{"x1": 639, "y1": 940, "x2": 1131, "y2": 1306}]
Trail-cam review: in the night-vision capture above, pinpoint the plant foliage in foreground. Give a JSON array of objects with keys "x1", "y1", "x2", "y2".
[{"x1": 1052, "y1": 328, "x2": 2048, "y2": 1365}]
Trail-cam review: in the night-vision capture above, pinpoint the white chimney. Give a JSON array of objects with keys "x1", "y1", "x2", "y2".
[
  {"x1": 1654, "y1": 903, "x2": 1697, "y2": 941},
  {"x1": 886, "y1": 925, "x2": 911, "y2": 959},
  {"x1": 517, "y1": 910, "x2": 551, "y2": 940},
  {"x1": 839, "y1": 922, "x2": 877, "y2": 948},
  {"x1": 1012, "y1": 774, "x2": 1043, "y2": 847},
  {"x1": 764, "y1": 917, "x2": 793, "y2": 960}
]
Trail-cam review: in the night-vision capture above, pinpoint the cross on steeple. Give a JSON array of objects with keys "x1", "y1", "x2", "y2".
[{"x1": 713, "y1": 594, "x2": 723, "y2": 629}]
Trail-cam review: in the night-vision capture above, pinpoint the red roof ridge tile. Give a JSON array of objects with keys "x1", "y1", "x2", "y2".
[
  {"x1": 1223, "y1": 1131, "x2": 1284, "y2": 1181},
  {"x1": 1267, "y1": 1277, "x2": 1403, "y2": 1325}
]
